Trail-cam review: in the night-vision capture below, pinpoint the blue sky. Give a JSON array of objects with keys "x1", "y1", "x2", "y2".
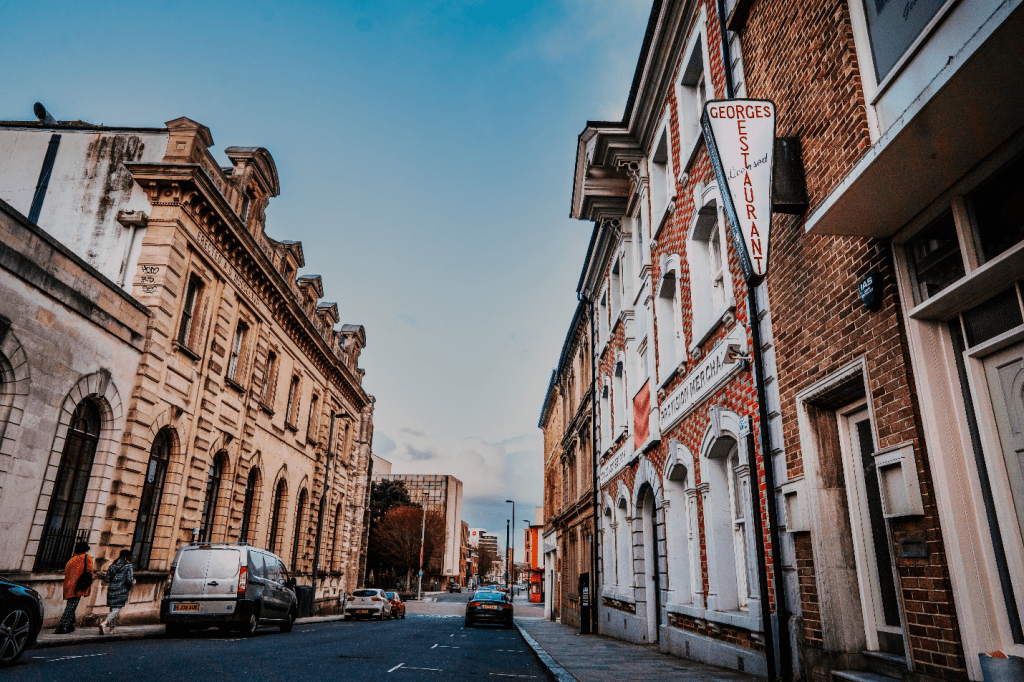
[{"x1": 0, "y1": 0, "x2": 649, "y2": 558}]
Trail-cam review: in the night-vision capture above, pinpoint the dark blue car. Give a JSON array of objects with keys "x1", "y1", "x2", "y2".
[{"x1": 0, "y1": 575, "x2": 44, "y2": 666}]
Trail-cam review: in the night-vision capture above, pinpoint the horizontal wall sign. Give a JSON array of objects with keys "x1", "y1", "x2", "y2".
[
  {"x1": 702, "y1": 99, "x2": 777, "y2": 280},
  {"x1": 599, "y1": 442, "x2": 632, "y2": 488},
  {"x1": 658, "y1": 328, "x2": 746, "y2": 432}
]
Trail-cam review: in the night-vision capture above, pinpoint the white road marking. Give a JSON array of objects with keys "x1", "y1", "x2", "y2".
[
  {"x1": 405, "y1": 667, "x2": 442, "y2": 672},
  {"x1": 35, "y1": 653, "x2": 108, "y2": 662},
  {"x1": 435, "y1": 645, "x2": 460, "y2": 649},
  {"x1": 388, "y1": 663, "x2": 405, "y2": 672},
  {"x1": 431, "y1": 644, "x2": 438, "y2": 649}
]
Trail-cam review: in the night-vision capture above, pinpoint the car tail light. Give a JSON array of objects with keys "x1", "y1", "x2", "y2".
[
  {"x1": 469, "y1": 602, "x2": 480, "y2": 608},
  {"x1": 237, "y1": 566, "x2": 247, "y2": 595},
  {"x1": 165, "y1": 570, "x2": 175, "y2": 596},
  {"x1": 371, "y1": 596, "x2": 381, "y2": 602}
]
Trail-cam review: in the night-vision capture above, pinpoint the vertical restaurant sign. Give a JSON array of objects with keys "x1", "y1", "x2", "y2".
[{"x1": 701, "y1": 99, "x2": 776, "y2": 279}]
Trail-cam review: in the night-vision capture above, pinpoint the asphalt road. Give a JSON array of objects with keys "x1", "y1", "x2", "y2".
[{"x1": 1, "y1": 613, "x2": 550, "y2": 682}]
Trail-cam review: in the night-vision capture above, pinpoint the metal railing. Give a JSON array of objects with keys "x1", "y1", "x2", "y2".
[{"x1": 34, "y1": 528, "x2": 89, "y2": 572}]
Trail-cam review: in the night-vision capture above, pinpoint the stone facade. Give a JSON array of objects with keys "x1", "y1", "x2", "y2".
[
  {"x1": 0, "y1": 197, "x2": 148, "y2": 623},
  {"x1": 0, "y1": 112, "x2": 375, "y2": 625},
  {"x1": 539, "y1": 302, "x2": 595, "y2": 629}
]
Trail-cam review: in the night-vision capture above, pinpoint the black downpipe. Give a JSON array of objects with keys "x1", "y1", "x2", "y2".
[
  {"x1": 587, "y1": 293, "x2": 601, "y2": 636},
  {"x1": 748, "y1": 283, "x2": 792, "y2": 681},
  {"x1": 29, "y1": 134, "x2": 61, "y2": 224},
  {"x1": 717, "y1": 6, "x2": 793, "y2": 676},
  {"x1": 745, "y1": 424, "x2": 776, "y2": 680},
  {"x1": 948, "y1": 322, "x2": 1024, "y2": 642}
]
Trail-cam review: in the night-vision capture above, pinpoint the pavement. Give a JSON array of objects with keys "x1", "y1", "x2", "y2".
[{"x1": 514, "y1": 617, "x2": 762, "y2": 682}]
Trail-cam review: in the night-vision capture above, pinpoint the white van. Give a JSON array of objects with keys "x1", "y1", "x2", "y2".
[{"x1": 160, "y1": 544, "x2": 298, "y2": 636}]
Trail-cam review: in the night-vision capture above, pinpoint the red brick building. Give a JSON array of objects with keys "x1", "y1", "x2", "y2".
[{"x1": 556, "y1": 1, "x2": 1024, "y2": 681}]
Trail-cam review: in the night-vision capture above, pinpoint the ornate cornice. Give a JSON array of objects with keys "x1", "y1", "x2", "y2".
[{"x1": 126, "y1": 162, "x2": 370, "y2": 409}]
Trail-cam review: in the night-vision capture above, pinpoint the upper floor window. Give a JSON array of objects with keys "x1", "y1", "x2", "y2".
[
  {"x1": 177, "y1": 275, "x2": 205, "y2": 350},
  {"x1": 261, "y1": 350, "x2": 279, "y2": 408},
  {"x1": 677, "y1": 22, "x2": 713, "y2": 168},
  {"x1": 307, "y1": 393, "x2": 320, "y2": 442},
  {"x1": 650, "y1": 128, "x2": 675, "y2": 226},
  {"x1": 599, "y1": 288, "x2": 610, "y2": 347},
  {"x1": 610, "y1": 258, "x2": 623, "y2": 318},
  {"x1": 688, "y1": 195, "x2": 733, "y2": 342},
  {"x1": 656, "y1": 260, "x2": 685, "y2": 383},
  {"x1": 227, "y1": 320, "x2": 249, "y2": 382},
  {"x1": 285, "y1": 374, "x2": 301, "y2": 428},
  {"x1": 240, "y1": 187, "x2": 256, "y2": 223},
  {"x1": 861, "y1": 0, "x2": 949, "y2": 82},
  {"x1": 613, "y1": 357, "x2": 628, "y2": 437},
  {"x1": 599, "y1": 378, "x2": 611, "y2": 451}
]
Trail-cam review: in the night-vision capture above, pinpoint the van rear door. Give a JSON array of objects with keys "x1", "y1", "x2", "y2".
[{"x1": 170, "y1": 548, "x2": 241, "y2": 616}]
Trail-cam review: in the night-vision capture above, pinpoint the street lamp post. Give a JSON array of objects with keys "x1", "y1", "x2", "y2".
[
  {"x1": 416, "y1": 503, "x2": 427, "y2": 600},
  {"x1": 312, "y1": 412, "x2": 348, "y2": 599},
  {"x1": 505, "y1": 499, "x2": 514, "y2": 588}
]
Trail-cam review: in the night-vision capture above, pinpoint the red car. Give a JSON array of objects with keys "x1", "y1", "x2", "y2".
[{"x1": 384, "y1": 591, "x2": 405, "y2": 619}]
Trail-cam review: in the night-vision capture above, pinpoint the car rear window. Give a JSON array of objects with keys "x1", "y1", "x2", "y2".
[
  {"x1": 353, "y1": 589, "x2": 377, "y2": 597},
  {"x1": 176, "y1": 550, "x2": 209, "y2": 579},
  {"x1": 474, "y1": 592, "x2": 504, "y2": 601},
  {"x1": 205, "y1": 550, "x2": 240, "y2": 579},
  {"x1": 385, "y1": 592, "x2": 396, "y2": 599}
]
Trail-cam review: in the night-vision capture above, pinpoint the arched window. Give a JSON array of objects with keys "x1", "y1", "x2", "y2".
[
  {"x1": 602, "y1": 506, "x2": 616, "y2": 589},
  {"x1": 198, "y1": 452, "x2": 226, "y2": 542},
  {"x1": 615, "y1": 497, "x2": 632, "y2": 591},
  {"x1": 132, "y1": 428, "x2": 172, "y2": 569},
  {"x1": 331, "y1": 502, "x2": 344, "y2": 571},
  {"x1": 36, "y1": 400, "x2": 101, "y2": 571},
  {"x1": 664, "y1": 446, "x2": 697, "y2": 605},
  {"x1": 268, "y1": 479, "x2": 287, "y2": 554},
  {"x1": 240, "y1": 466, "x2": 260, "y2": 543},
  {"x1": 703, "y1": 436, "x2": 752, "y2": 613},
  {"x1": 291, "y1": 489, "x2": 309, "y2": 571}
]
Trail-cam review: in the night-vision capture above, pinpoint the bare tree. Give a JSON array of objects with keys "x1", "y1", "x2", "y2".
[
  {"x1": 373, "y1": 506, "x2": 445, "y2": 590},
  {"x1": 477, "y1": 545, "x2": 497, "y2": 580}
]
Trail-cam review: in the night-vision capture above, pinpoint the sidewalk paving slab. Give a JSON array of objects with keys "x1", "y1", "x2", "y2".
[
  {"x1": 515, "y1": 617, "x2": 762, "y2": 682},
  {"x1": 32, "y1": 614, "x2": 346, "y2": 650}
]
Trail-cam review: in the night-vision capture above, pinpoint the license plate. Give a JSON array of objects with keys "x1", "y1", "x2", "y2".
[
  {"x1": 358, "y1": 609, "x2": 369, "y2": 614},
  {"x1": 172, "y1": 603, "x2": 200, "y2": 613},
  {"x1": 483, "y1": 605, "x2": 498, "y2": 610}
]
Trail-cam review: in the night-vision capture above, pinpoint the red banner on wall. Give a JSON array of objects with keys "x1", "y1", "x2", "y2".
[{"x1": 633, "y1": 381, "x2": 650, "y2": 450}]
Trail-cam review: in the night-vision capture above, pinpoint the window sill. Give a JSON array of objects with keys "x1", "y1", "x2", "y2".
[
  {"x1": 602, "y1": 587, "x2": 635, "y2": 604},
  {"x1": 666, "y1": 601, "x2": 703, "y2": 619},
  {"x1": 307, "y1": 436, "x2": 319, "y2": 446},
  {"x1": 172, "y1": 340, "x2": 202, "y2": 362},
  {"x1": 259, "y1": 403, "x2": 275, "y2": 416},
  {"x1": 224, "y1": 377, "x2": 245, "y2": 393},
  {"x1": 689, "y1": 300, "x2": 736, "y2": 352},
  {"x1": 285, "y1": 422, "x2": 298, "y2": 433},
  {"x1": 657, "y1": 358, "x2": 687, "y2": 392},
  {"x1": 704, "y1": 606, "x2": 762, "y2": 632}
]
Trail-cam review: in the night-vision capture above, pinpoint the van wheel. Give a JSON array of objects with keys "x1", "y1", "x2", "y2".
[
  {"x1": 377, "y1": 609, "x2": 386, "y2": 621},
  {"x1": 239, "y1": 609, "x2": 259, "y2": 637},
  {"x1": 280, "y1": 609, "x2": 296, "y2": 633}
]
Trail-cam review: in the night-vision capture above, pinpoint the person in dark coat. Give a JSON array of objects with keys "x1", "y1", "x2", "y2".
[
  {"x1": 99, "y1": 549, "x2": 134, "y2": 634},
  {"x1": 55, "y1": 541, "x2": 93, "y2": 634}
]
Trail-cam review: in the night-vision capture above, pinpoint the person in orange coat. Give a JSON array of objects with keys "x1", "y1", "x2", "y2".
[{"x1": 54, "y1": 541, "x2": 94, "y2": 634}]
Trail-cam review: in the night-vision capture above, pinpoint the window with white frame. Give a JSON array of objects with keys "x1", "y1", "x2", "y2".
[
  {"x1": 613, "y1": 357, "x2": 627, "y2": 437},
  {"x1": 635, "y1": 301, "x2": 650, "y2": 387},
  {"x1": 656, "y1": 259, "x2": 685, "y2": 383},
  {"x1": 600, "y1": 378, "x2": 611, "y2": 451},
  {"x1": 611, "y1": 256, "x2": 624, "y2": 319},
  {"x1": 634, "y1": 205, "x2": 650, "y2": 272},
  {"x1": 603, "y1": 506, "x2": 617, "y2": 588},
  {"x1": 599, "y1": 288, "x2": 610, "y2": 347},
  {"x1": 664, "y1": 456, "x2": 694, "y2": 605},
  {"x1": 676, "y1": 18, "x2": 713, "y2": 169},
  {"x1": 703, "y1": 436, "x2": 753, "y2": 613},
  {"x1": 615, "y1": 497, "x2": 632, "y2": 591},
  {"x1": 650, "y1": 128, "x2": 674, "y2": 226},
  {"x1": 688, "y1": 195, "x2": 732, "y2": 343}
]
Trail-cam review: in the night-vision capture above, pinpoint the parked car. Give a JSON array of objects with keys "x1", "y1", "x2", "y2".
[
  {"x1": 344, "y1": 589, "x2": 392, "y2": 620},
  {"x1": 0, "y1": 576, "x2": 43, "y2": 666},
  {"x1": 384, "y1": 591, "x2": 406, "y2": 619},
  {"x1": 161, "y1": 544, "x2": 298, "y2": 637},
  {"x1": 447, "y1": 580, "x2": 461, "y2": 593},
  {"x1": 465, "y1": 590, "x2": 513, "y2": 628}
]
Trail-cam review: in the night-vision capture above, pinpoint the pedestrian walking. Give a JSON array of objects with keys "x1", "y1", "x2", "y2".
[
  {"x1": 99, "y1": 549, "x2": 134, "y2": 634},
  {"x1": 54, "y1": 540, "x2": 94, "y2": 634}
]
